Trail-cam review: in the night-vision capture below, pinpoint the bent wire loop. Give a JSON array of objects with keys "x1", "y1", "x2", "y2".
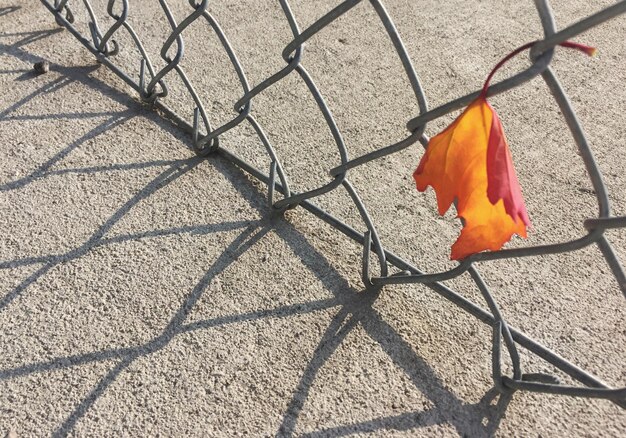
[{"x1": 38, "y1": 0, "x2": 626, "y2": 407}]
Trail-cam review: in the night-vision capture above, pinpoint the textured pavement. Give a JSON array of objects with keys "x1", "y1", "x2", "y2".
[{"x1": 1, "y1": 0, "x2": 625, "y2": 436}]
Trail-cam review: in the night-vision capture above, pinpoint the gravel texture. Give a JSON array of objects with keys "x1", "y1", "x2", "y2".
[{"x1": 1, "y1": 0, "x2": 625, "y2": 436}]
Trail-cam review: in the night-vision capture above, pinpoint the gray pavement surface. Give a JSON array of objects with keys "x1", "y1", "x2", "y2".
[{"x1": 1, "y1": 0, "x2": 625, "y2": 436}]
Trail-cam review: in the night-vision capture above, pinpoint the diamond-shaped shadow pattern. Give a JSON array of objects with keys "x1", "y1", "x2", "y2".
[{"x1": 37, "y1": 0, "x2": 626, "y2": 408}]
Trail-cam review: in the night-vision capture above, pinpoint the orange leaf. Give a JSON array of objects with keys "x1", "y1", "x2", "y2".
[
  {"x1": 412, "y1": 40, "x2": 595, "y2": 260},
  {"x1": 413, "y1": 97, "x2": 529, "y2": 260}
]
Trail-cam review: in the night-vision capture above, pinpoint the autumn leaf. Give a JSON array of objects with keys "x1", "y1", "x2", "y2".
[
  {"x1": 414, "y1": 40, "x2": 595, "y2": 260},
  {"x1": 414, "y1": 97, "x2": 528, "y2": 260}
]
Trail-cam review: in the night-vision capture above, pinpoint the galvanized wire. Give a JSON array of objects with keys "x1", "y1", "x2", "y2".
[{"x1": 39, "y1": 0, "x2": 626, "y2": 407}]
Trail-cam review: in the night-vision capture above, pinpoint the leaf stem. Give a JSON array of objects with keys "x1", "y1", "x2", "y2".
[{"x1": 480, "y1": 40, "x2": 596, "y2": 99}]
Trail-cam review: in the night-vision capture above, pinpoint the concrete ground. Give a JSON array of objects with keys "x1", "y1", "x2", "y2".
[{"x1": 1, "y1": 0, "x2": 625, "y2": 436}]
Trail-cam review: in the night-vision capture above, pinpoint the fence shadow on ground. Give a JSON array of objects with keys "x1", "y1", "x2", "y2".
[{"x1": 0, "y1": 17, "x2": 511, "y2": 437}]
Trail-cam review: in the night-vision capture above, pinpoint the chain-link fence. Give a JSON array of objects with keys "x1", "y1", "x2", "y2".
[{"x1": 38, "y1": 0, "x2": 625, "y2": 407}]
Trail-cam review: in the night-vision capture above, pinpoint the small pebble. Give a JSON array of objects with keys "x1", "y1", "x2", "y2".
[{"x1": 33, "y1": 60, "x2": 50, "y2": 74}]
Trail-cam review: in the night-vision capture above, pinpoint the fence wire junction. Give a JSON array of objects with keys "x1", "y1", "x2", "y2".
[{"x1": 39, "y1": 0, "x2": 626, "y2": 407}]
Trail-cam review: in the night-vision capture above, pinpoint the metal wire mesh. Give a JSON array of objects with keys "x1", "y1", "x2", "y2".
[{"x1": 38, "y1": 0, "x2": 626, "y2": 406}]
